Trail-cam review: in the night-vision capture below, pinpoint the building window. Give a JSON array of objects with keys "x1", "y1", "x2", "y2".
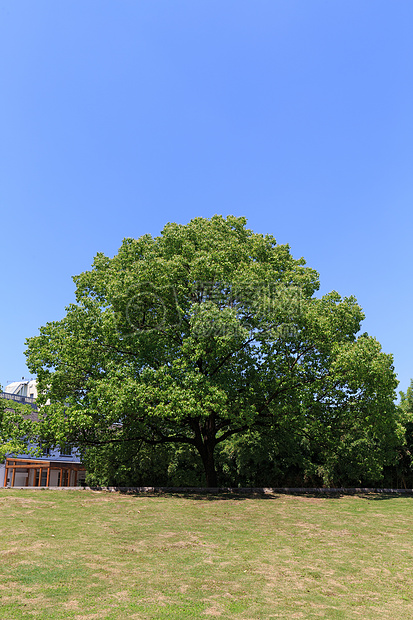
[
  {"x1": 35, "y1": 470, "x2": 48, "y2": 487},
  {"x1": 59, "y1": 444, "x2": 73, "y2": 457},
  {"x1": 58, "y1": 470, "x2": 70, "y2": 486}
]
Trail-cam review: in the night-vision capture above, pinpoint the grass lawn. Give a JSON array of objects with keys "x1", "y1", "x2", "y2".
[{"x1": 1, "y1": 490, "x2": 413, "y2": 619}]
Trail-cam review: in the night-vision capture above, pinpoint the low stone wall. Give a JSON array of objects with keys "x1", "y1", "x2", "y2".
[{"x1": 2, "y1": 486, "x2": 413, "y2": 494}]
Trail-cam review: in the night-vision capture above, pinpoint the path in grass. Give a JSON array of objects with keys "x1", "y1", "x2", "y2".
[{"x1": 1, "y1": 490, "x2": 413, "y2": 619}]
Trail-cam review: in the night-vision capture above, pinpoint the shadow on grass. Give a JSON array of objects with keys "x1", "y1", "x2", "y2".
[
  {"x1": 120, "y1": 490, "x2": 281, "y2": 501},
  {"x1": 114, "y1": 488, "x2": 413, "y2": 501},
  {"x1": 358, "y1": 493, "x2": 413, "y2": 501}
]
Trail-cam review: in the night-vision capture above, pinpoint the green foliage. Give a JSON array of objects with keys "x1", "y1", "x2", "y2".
[
  {"x1": 23, "y1": 215, "x2": 400, "y2": 486},
  {"x1": 383, "y1": 380, "x2": 413, "y2": 488},
  {"x1": 83, "y1": 441, "x2": 205, "y2": 487},
  {"x1": 0, "y1": 393, "x2": 39, "y2": 461},
  {"x1": 399, "y1": 379, "x2": 413, "y2": 418}
]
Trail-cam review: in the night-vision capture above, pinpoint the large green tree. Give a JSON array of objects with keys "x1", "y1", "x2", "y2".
[{"x1": 25, "y1": 215, "x2": 399, "y2": 486}]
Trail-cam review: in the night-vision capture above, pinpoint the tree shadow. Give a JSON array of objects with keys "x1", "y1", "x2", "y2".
[
  {"x1": 116, "y1": 487, "x2": 280, "y2": 500},
  {"x1": 358, "y1": 492, "x2": 413, "y2": 501},
  {"x1": 111, "y1": 486, "x2": 413, "y2": 501}
]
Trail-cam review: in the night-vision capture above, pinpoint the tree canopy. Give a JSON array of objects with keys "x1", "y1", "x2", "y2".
[{"x1": 24, "y1": 215, "x2": 399, "y2": 486}]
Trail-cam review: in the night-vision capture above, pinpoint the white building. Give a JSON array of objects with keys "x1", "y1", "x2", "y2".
[{"x1": 4, "y1": 378, "x2": 38, "y2": 399}]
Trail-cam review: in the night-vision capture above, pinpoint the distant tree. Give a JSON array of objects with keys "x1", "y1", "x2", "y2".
[
  {"x1": 0, "y1": 393, "x2": 38, "y2": 462},
  {"x1": 25, "y1": 215, "x2": 399, "y2": 486},
  {"x1": 386, "y1": 380, "x2": 413, "y2": 488},
  {"x1": 399, "y1": 380, "x2": 413, "y2": 417}
]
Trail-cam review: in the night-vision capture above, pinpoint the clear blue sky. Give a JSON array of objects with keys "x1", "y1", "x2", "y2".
[{"x1": 1, "y1": 1, "x2": 412, "y2": 396}]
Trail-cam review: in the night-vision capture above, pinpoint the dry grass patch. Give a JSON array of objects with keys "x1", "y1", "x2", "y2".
[{"x1": 1, "y1": 490, "x2": 413, "y2": 618}]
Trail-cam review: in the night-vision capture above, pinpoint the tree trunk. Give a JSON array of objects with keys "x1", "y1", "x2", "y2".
[
  {"x1": 197, "y1": 440, "x2": 218, "y2": 488},
  {"x1": 190, "y1": 414, "x2": 218, "y2": 488}
]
